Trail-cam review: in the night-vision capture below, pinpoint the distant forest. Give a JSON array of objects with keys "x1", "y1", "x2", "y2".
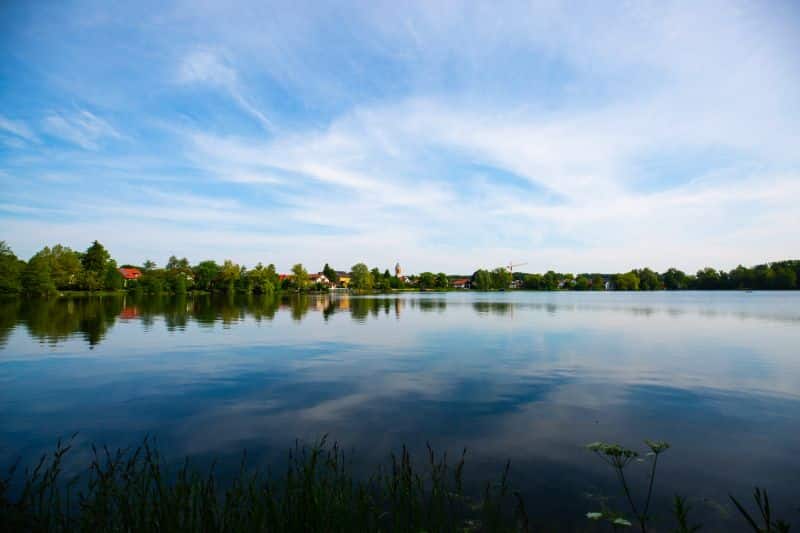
[{"x1": 0, "y1": 240, "x2": 797, "y2": 295}]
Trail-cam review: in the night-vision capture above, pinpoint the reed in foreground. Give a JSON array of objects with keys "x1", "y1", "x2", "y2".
[
  {"x1": 0, "y1": 435, "x2": 526, "y2": 532},
  {"x1": 1, "y1": 436, "x2": 794, "y2": 532}
]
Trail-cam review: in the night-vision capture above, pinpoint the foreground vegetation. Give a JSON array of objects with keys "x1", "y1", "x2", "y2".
[
  {"x1": 0, "y1": 437, "x2": 794, "y2": 532},
  {"x1": 1, "y1": 240, "x2": 798, "y2": 296}
]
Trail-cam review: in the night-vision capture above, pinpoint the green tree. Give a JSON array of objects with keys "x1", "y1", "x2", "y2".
[
  {"x1": 574, "y1": 275, "x2": 591, "y2": 291},
  {"x1": 0, "y1": 242, "x2": 24, "y2": 294},
  {"x1": 142, "y1": 259, "x2": 156, "y2": 271},
  {"x1": 490, "y1": 267, "x2": 512, "y2": 289},
  {"x1": 471, "y1": 269, "x2": 492, "y2": 290},
  {"x1": 523, "y1": 273, "x2": 542, "y2": 290},
  {"x1": 694, "y1": 267, "x2": 721, "y2": 290},
  {"x1": 772, "y1": 265, "x2": 797, "y2": 289},
  {"x1": 173, "y1": 273, "x2": 187, "y2": 295},
  {"x1": 613, "y1": 271, "x2": 640, "y2": 291},
  {"x1": 82, "y1": 240, "x2": 111, "y2": 274},
  {"x1": 591, "y1": 275, "x2": 605, "y2": 291},
  {"x1": 542, "y1": 271, "x2": 559, "y2": 290},
  {"x1": 81, "y1": 241, "x2": 114, "y2": 291},
  {"x1": 22, "y1": 253, "x2": 56, "y2": 295},
  {"x1": 139, "y1": 270, "x2": 165, "y2": 294},
  {"x1": 350, "y1": 263, "x2": 373, "y2": 290},
  {"x1": 291, "y1": 263, "x2": 310, "y2": 290},
  {"x1": 193, "y1": 260, "x2": 220, "y2": 291},
  {"x1": 35, "y1": 245, "x2": 83, "y2": 290},
  {"x1": 418, "y1": 272, "x2": 436, "y2": 289},
  {"x1": 248, "y1": 263, "x2": 276, "y2": 295},
  {"x1": 217, "y1": 260, "x2": 240, "y2": 293},
  {"x1": 370, "y1": 267, "x2": 382, "y2": 289},
  {"x1": 637, "y1": 268, "x2": 661, "y2": 290},
  {"x1": 662, "y1": 268, "x2": 689, "y2": 290},
  {"x1": 434, "y1": 272, "x2": 449, "y2": 289},
  {"x1": 235, "y1": 265, "x2": 252, "y2": 294},
  {"x1": 104, "y1": 262, "x2": 123, "y2": 290},
  {"x1": 322, "y1": 263, "x2": 339, "y2": 285},
  {"x1": 166, "y1": 255, "x2": 190, "y2": 271}
]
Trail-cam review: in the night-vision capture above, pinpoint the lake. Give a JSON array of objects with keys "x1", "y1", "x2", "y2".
[{"x1": 1, "y1": 291, "x2": 799, "y2": 530}]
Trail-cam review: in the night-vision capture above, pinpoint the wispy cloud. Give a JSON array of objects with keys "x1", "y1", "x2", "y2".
[
  {"x1": 1, "y1": 0, "x2": 798, "y2": 271},
  {"x1": 0, "y1": 115, "x2": 39, "y2": 144},
  {"x1": 178, "y1": 49, "x2": 273, "y2": 132},
  {"x1": 41, "y1": 110, "x2": 121, "y2": 150}
]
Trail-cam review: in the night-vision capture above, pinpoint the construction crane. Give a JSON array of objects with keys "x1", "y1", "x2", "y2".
[{"x1": 506, "y1": 261, "x2": 528, "y2": 274}]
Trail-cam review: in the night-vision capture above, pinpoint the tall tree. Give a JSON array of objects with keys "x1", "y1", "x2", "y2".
[
  {"x1": 322, "y1": 263, "x2": 339, "y2": 284},
  {"x1": 82, "y1": 240, "x2": 111, "y2": 274},
  {"x1": 574, "y1": 275, "x2": 591, "y2": 290},
  {"x1": 694, "y1": 267, "x2": 721, "y2": 290},
  {"x1": 193, "y1": 260, "x2": 220, "y2": 291},
  {"x1": 104, "y1": 264, "x2": 123, "y2": 290},
  {"x1": 435, "y1": 272, "x2": 449, "y2": 289},
  {"x1": 217, "y1": 260, "x2": 240, "y2": 293},
  {"x1": 22, "y1": 252, "x2": 56, "y2": 295},
  {"x1": 662, "y1": 268, "x2": 689, "y2": 290},
  {"x1": 291, "y1": 263, "x2": 310, "y2": 290},
  {"x1": 542, "y1": 271, "x2": 559, "y2": 290},
  {"x1": 637, "y1": 268, "x2": 661, "y2": 290},
  {"x1": 471, "y1": 269, "x2": 492, "y2": 291},
  {"x1": 350, "y1": 263, "x2": 373, "y2": 290},
  {"x1": 248, "y1": 263, "x2": 276, "y2": 295},
  {"x1": 0, "y1": 241, "x2": 24, "y2": 294},
  {"x1": 166, "y1": 256, "x2": 190, "y2": 272},
  {"x1": 418, "y1": 272, "x2": 435, "y2": 289},
  {"x1": 81, "y1": 241, "x2": 116, "y2": 291},
  {"x1": 523, "y1": 273, "x2": 542, "y2": 290},
  {"x1": 490, "y1": 267, "x2": 512, "y2": 289},
  {"x1": 613, "y1": 271, "x2": 640, "y2": 291},
  {"x1": 47, "y1": 245, "x2": 83, "y2": 289}
]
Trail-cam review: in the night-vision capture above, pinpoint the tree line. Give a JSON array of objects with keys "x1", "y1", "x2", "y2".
[
  {"x1": 1, "y1": 240, "x2": 797, "y2": 295},
  {"x1": 0, "y1": 241, "x2": 411, "y2": 295},
  {"x1": 506, "y1": 263, "x2": 799, "y2": 291}
]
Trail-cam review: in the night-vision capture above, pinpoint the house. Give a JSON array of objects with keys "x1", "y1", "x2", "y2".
[
  {"x1": 451, "y1": 278, "x2": 471, "y2": 289},
  {"x1": 118, "y1": 267, "x2": 142, "y2": 281},
  {"x1": 310, "y1": 273, "x2": 332, "y2": 287},
  {"x1": 335, "y1": 271, "x2": 351, "y2": 287},
  {"x1": 510, "y1": 279, "x2": 523, "y2": 289},
  {"x1": 118, "y1": 267, "x2": 142, "y2": 287}
]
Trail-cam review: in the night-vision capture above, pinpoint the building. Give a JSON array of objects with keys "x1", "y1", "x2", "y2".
[
  {"x1": 118, "y1": 267, "x2": 142, "y2": 287},
  {"x1": 309, "y1": 273, "x2": 332, "y2": 287},
  {"x1": 451, "y1": 278, "x2": 471, "y2": 289},
  {"x1": 118, "y1": 267, "x2": 142, "y2": 281},
  {"x1": 395, "y1": 262, "x2": 402, "y2": 277},
  {"x1": 335, "y1": 271, "x2": 351, "y2": 287}
]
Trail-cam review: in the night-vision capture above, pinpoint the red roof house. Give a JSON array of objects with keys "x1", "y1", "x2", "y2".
[
  {"x1": 118, "y1": 267, "x2": 142, "y2": 280},
  {"x1": 451, "y1": 278, "x2": 471, "y2": 289}
]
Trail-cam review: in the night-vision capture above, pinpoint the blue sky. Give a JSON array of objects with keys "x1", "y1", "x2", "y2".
[{"x1": 1, "y1": 0, "x2": 799, "y2": 273}]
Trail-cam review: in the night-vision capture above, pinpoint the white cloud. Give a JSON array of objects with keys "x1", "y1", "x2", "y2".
[
  {"x1": 3, "y1": 1, "x2": 799, "y2": 272},
  {"x1": 41, "y1": 110, "x2": 121, "y2": 150},
  {"x1": 0, "y1": 115, "x2": 39, "y2": 143},
  {"x1": 178, "y1": 49, "x2": 273, "y2": 132}
]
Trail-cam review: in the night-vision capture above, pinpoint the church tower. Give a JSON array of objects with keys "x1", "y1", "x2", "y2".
[{"x1": 395, "y1": 262, "x2": 402, "y2": 277}]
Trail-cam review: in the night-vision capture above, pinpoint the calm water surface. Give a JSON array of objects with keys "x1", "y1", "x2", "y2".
[{"x1": 1, "y1": 292, "x2": 799, "y2": 529}]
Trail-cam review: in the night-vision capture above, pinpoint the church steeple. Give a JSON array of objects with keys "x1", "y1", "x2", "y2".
[{"x1": 395, "y1": 262, "x2": 402, "y2": 277}]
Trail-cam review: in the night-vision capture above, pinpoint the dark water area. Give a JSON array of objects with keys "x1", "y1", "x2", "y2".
[{"x1": 1, "y1": 292, "x2": 799, "y2": 530}]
